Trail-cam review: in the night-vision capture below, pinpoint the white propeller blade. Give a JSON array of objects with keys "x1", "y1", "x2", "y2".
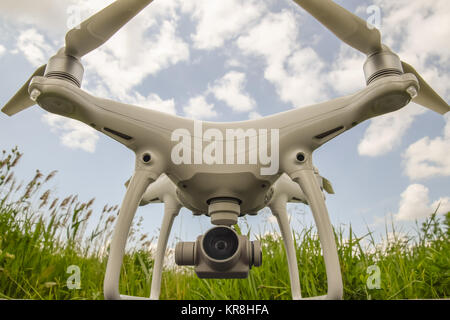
[
  {"x1": 1, "y1": 65, "x2": 46, "y2": 116},
  {"x1": 65, "y1": 0, "x2": 153, "y2": 58},
  {"x1": 401, "y1": 62, "x2": 450, "y2": 115},
  {"x1": 292, "y1": 0, "x2": 382, "y2": 55}
]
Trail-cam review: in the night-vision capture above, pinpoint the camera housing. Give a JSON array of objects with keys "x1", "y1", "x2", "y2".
[{"x1": 175, "y1": 226, "x2": 262, "y2": 279}]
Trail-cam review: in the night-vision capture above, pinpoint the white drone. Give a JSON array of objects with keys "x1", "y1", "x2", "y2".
[{"x1": 2, "y1": 0, "x2": 449, "y2": 300}]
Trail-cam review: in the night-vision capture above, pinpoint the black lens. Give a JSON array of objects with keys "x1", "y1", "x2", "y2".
[{"x1": 203, "y1": 227, "x2": 239, "y2": 260}]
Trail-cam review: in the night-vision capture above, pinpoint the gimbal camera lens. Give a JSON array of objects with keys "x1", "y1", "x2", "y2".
[
  {"x1": 202, "y1": 226, "x2": 239, "y2": 260},
  {"x1": 175, "y1": 226, "x2": 262, "y2": 278}
]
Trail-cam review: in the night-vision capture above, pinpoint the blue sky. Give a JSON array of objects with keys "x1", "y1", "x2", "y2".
[{"x1": 0, "y1": 0, "x2": 449, "y2": 249}]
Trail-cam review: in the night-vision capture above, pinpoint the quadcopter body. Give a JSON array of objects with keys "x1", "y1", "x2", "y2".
[
  {"x1": 28, "y1": 71, "x2": 415, "y2": 216},
  {"x1": 2, "y1": 0, "x2": 449, "y2": 300}
]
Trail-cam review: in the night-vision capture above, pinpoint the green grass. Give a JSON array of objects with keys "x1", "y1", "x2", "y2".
[{"x1": 0, "y1": 147, "x2": 449, "y2": 300}]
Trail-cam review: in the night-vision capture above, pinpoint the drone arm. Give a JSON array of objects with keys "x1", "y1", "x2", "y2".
[
  {"x1": 275, "y1": 74, "x2": 420, "y2": 152},
  {"x1": 28, "y1": 76, "x2": 181, "y2": 155},
  {"x1": 312, "y1": 74, "x2": 419, "y2": 149},
  {"x1": 103, "y1": 170, "x2": 155, "y2": 300},
  {"x1": 150, "y1": 197, "x2": 181, "y2": 300},
  {"x1": 269, "y1": 197, "x2": 302, "y2": 300},
  {"x1": 291, "y1": 169, "x2": 343, "y2": 299}
]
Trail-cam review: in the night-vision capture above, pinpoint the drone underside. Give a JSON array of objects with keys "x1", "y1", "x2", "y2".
[{"x1": 2, "y1": 0, "x2": 449, "y2": 300}]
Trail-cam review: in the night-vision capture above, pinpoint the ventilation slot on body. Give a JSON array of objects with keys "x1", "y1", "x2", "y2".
[
  {"x1": 315, "y1": 126, "x2": 344, "y2": 140},
  {"x1": 103, "y1": 127, "x2": 133, "y2": 140}
]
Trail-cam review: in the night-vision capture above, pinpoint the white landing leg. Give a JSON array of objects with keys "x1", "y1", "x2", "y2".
[
  {"x1": 104, "y1": 173, "x2": 181, "y2": 300},
  {"x1": 104, "y1": 171, "x2": 154, "y2": 300},
  {"x1": 269, "y1": 196, "x2": 302, "y2": 300},
  {"x1": 291, "y1": 169, "x2": 343, "y2": 300}
]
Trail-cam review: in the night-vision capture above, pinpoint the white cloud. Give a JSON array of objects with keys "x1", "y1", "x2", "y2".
[
  {"x1": 7, "y1": 0, "x2": 187, "y2": 151},
  {"x1": 42, "y1": 113, "x2": 99, "y2": 153},
  {"x1": 183, "y1": 95, "x2": 218, "y2": 120},
  {"x1": 83, "y1": 17, "x2": 189, "y2": 100},
  {"x1": 5, "y1": 1, "x2": 186, "y2": 153},
  {"x1": 181, "y1": 0, "x2": 266, "y2": 50},
  {"x1": 8, "y1": 0, "x2": 188, "y2": 108},
  {"x1": 209, "y1": 71, "x2": 255, "y2": 112},
  {"x1": 0, "y1": 44, "x2": 5, "y2": 57},
  {"x1": 125, "y1": 92, "x2": 177, "y2": 115},
  {"x1": 0, "y1": 0, "x2": 70, "y2": 35},
  {"x1": 358, "y1": 103, "x2": 426, "y2": 157},
  {"x1": 327, "y1": 45, "x2": 366, "y2": 96},
  {"x1": 237, "y1": 11, "x2": 296, "y2": 65},
  {"x1": 394, "y1": 184, "x2": 450, "y2": 221},
  {"x1": 237, "y1": 10, "x2": 327, "y2": 108},
  {"x1": 16, "y1": 28, "x2": 54, "y2": 67},
  {"x1": 248, "y1": 111, "x2": 262, "y2": 120},
  {"x1": 403, "y1": 115, "x2": 450, "y2": 180},
  {"x1": 225, "y1": 58, "x2": 244, "y2": 69},
  {"x1": 278, "y1": 47, "x2": 327, "y2": 107},
  {"x1": 374, "y1": 0, "x2": 450, "y2": 68}
]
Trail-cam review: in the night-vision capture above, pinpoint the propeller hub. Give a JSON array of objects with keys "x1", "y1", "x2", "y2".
[
  {"x1": 44, "y1": 49, "x2": 84, "y2": 88},
  {"x1": 363, "y1": 47, "x2": 403, "y2": 85}
]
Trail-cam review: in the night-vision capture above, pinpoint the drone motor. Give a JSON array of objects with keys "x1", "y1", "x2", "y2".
[
  {"x1": 363, "y1": 46, "x2": 404, "y2": 85},
  {"x1": 44, "y1": 49, "x2": 85, "y2": 88}
]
